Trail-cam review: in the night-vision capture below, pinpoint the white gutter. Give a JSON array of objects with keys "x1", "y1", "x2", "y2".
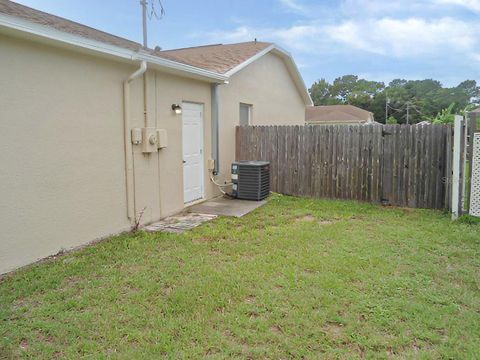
[
  {"x1": 124, "y1": 61, "x2": 147, "y2": 221},
  {"x1": 135, "y1": 52, "x2": 227, "y2": 82}
]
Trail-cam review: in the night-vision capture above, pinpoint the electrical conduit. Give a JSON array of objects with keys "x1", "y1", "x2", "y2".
[{"x1": 123, "y1": 60, "x2": 147, "y2": 221}]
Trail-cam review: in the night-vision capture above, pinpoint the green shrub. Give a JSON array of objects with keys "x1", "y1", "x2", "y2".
[{"x1": 456, "y1": 214, "x2": 480, "y2": 225}]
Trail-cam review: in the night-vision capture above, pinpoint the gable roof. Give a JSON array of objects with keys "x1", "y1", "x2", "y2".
[
  {"x1": 156, "y1": 42, "x2": 272, "y2": 74},
  {"x1": 0, "y1": 0, "x2": 311, "y2": 105},
  {"x1": 156, "y1": 41, "x2": 312, "y2": 104},
  {"x1": 306, "y1": 105, "x2": 373, "y2": 124}
]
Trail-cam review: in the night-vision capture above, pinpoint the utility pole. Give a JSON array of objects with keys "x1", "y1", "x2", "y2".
[
  {"x1": 141, "y1": 0, "x2": 148, "y2": 48},
  {"x1": 385, "y1": 97, "x2": 389, "y2": 123},
  {"x1": 406, "y1": 102, "x2": 410, "y2": 124}
]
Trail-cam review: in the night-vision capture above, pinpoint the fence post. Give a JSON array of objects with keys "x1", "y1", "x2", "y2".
[{"x1": 451, "y1": 116, "x2": 464, "y2": 219}]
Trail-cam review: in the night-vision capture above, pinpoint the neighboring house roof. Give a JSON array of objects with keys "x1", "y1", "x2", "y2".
[
  {"x1": 0, "y1": 0, "x2": 312, "y2": 105},
  {"x1": 306, "y1": 105, "x2": 374, "y2": 124}
]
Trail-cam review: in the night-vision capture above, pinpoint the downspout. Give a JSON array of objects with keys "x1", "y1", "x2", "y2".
[
  {"x1": 211, "y1": 83, "x2": 220, "y2": 175},
  {"x1": 210, "y1": 82, "x2": 234, "y2": 195},
  {"x1": 123, "y1": 60, "x2": 147, "y2": 221}
]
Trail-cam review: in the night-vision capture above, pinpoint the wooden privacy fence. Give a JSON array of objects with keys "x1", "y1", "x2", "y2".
[{"x1": 236, "y1": 124, "x2": 453, "y2": 209}]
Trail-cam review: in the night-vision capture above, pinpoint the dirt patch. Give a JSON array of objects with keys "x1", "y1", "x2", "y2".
[
  {"x1": 319, "y1": 220, "x2": 335, "y2": 225},
  {"x1": 36, "y1": 330, "x2": 55, "y2": 344},
  {"x1": 63, "y1": 276, "x2": 82, "y2": 288},
  {"x1": 13, "y1": 298, "x2": 40, "y2": 312},
  {"x1": 244, "y1": 295, "x2": 256, "y2": 304},
  {"x1": 270, "y1": 325, "x2": 284, "y2": 335},
  {"x1": 19, "y1": 339, "x2": 29, "y2": 351},
  {"x1": 273, "y1": 284, "x2": 284, "y2": 292},
  {"x1": 322, "y1": 322, "x2": 344, "y2": 339},
  {"x1": 192, "y1": 236, "x2": 214, "y2": 244},
  {"x1": 241, "y1": 253, "x2": 256, "y2": 261},
  {"x1": 247, "y1": 311, "x2": 260, "y2": 319},
  {"x1": 163, "y1": 286, "x2": 174, "y2": 295},
  {"x1": 296, "y1": 215, "x2": 316, "y2": 222},
  {"x1": 223, "y1": 329, "x2": 234, "y2": 338},
  {"x1": 209, "y1": 249, "x2": 221, "y2": 256}
]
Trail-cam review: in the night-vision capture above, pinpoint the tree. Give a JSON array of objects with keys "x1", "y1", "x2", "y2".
[
  {"x1": 431, "y1": 103, "x2": 455, "y2": 124},
  {"x1": 308, "y1": 75, "x2": 478, "y2": 124},
  {"x1": 309, "y1": 79, "x2": 339, "y2": 105},
  {"x1": 386, "y1": 116, "x2": 398, "y2": 124}
]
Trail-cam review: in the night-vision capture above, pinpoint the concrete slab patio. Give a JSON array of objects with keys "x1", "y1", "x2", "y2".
[
  {"x1": 144, "y1": 196, "x2": 267, "y2": 234},
  {"x1": 144, "y1": 213, "x2": 218, "y2": 233},
  {"x1": 188, "y1": 196, "x2": 268, "y2": 217}
]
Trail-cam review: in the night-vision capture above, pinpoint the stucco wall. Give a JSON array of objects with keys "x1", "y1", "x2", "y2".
[
  {"x1": 217, "y1": 52, "x2": 306, "y2": 180},
  {"x1": 150, "y1": 71, "x2": 217, "y2": 218},
  {"x1": 0, "y1": 35, "x2": 215, "y2": 273},
  {"x1": 0, "y1": 35, "x2": 134, "y2": 272},
  {"x1": 0, "y1": 34, "x2": 306, "y2": 274}
]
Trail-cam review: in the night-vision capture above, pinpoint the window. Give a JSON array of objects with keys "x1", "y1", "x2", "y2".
[{"x1": 239, "y1": 103, "x2": 252, "y2": 126}]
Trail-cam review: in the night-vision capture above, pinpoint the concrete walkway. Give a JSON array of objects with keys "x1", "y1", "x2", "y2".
[
  {"x1": 144, "y1": 196, "x2": 267, "y2": 234},
  {"x1": 144, "y1": 213, "x2": 217, "y2": 233},
  {"x1": 188, "y1": 196, "x2": 267, "y2": 217}
]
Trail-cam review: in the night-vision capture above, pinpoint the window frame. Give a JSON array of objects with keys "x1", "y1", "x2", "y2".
[{"x1": 239, "y1": 102, "x2": 253, "y2": 126}]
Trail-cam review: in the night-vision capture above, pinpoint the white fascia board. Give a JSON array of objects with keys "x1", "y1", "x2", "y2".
[
  {"x1": 223, "y1": 44, "x2": 276, "y2": 77},
  {"x1": 0, "y1": 14, "x2": 227, "y2": 83},
  {"x1": 271, "y1": 46, "x2": 313, "y2": 106},
  {"x1": 225, "y1": 43, "x2": 313, "y2": 106}
]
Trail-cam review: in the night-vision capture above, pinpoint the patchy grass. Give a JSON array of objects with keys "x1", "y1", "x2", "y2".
[{"x1": 1, "y1": 195, "x2": 479, "y2": 359}]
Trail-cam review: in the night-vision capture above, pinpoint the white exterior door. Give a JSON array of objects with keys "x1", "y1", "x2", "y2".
[{"x1": 182, "y1": 102, "x2": 204, "y2": 204}]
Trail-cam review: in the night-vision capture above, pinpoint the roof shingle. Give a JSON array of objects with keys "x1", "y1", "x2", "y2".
[
  {"x1": 0, "y1": 1, "x2": 277, "y2": 77},
  {"x1": 0, "y1": 0, "x2": 142, "y2": 50},
  {"x1": 155, "y1": 41, "x2": 272, "y2": 74}
]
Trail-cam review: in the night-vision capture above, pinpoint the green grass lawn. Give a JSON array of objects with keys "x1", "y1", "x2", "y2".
[{"x1": 1, "y1": 195, "x2": 479, "y2": 359}]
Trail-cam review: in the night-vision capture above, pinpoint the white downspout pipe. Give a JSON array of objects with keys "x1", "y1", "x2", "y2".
[
  {"x1": 124, "y1": 60, "x2": 147, "y2": 221},
  {"x1": 211, "y1": 83, "x2": 220, "y2": 175}
]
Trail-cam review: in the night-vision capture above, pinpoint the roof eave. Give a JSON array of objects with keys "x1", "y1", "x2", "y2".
[
  {"x1": 0, "y1": 13, "x2": 227, "y2": 83},
  {"x1": 136, "y1": 51, "x2": 227, "y2": 82}
]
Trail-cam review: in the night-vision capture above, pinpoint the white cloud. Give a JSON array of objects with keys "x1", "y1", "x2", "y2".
[
  {"x1": 325, "y1": 17, "x2": 478, "y2": 57},
  {"x1": 279, "y1": 0, "x2": 306, "y2": 13},
  {"x1": 202, "y1": 16, "x2": 478, "y2": 60},
  {"x1": 434, "y1": 0, "x2": 480, "y2": 12}
]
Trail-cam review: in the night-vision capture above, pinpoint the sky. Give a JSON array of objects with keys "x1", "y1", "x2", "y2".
[{"x1": 13, "y1": 0, "x2": 480, "y2": 88}]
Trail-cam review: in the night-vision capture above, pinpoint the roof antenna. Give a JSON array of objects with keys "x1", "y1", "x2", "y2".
[{"x1": 140, "y1": 0, "x2": 165, "y2": 48}]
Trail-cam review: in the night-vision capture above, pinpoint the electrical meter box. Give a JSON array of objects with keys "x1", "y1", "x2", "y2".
[{"x1": 142, "y1": 127, "x2": 157, "y2": 153}]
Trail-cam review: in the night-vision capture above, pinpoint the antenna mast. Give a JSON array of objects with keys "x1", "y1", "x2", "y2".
[
  {"x1": 140, "y1": 0, "x2": 165, "y2": 49},
  {"x1": 141, "y1": 0, "x2": 148, "y2": 48}
]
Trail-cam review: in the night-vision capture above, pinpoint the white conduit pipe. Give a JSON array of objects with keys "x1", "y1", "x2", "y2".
[{"x1": 123, "y1": 60, "x2": 147, "y2": 221}]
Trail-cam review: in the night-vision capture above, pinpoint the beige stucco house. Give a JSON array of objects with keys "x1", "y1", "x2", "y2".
[{"x1": 0, "y1": 0, "x2": 311, "y2": 273}]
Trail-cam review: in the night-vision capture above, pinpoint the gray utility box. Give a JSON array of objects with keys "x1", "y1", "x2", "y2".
[{"x1": 231, "y1": 161, "x2": 270, "y2": 200}]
